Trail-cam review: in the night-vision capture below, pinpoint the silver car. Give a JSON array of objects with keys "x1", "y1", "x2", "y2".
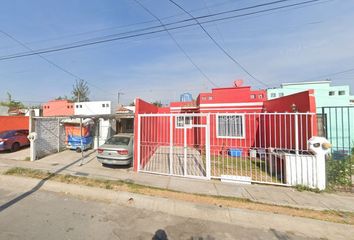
[{"x1": 97, "y1": 134, "x2": 134, "y2": 166}]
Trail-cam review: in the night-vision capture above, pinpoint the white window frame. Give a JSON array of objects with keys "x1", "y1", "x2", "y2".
[
  {"x1": 216, "y1": 113, "x2": 245, "y2": 139},
  {"x1": 175, "y1": 116, "x2": 193, "y2": 129}
]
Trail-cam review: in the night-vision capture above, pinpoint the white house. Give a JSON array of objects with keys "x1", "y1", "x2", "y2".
[
  {"x1": 73, "y1": 101, "x2": 114, "y2": 149},
  {"x1": 74, "y1": 101, "x2": 112, "y2": 116}
]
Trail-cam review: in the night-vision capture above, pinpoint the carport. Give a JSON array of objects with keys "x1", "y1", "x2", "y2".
[{"x1": 29, "y1": 114, "x2": 118, "y2": 161}]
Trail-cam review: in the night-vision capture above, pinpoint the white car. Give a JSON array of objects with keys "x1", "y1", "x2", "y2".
[{"x1": 97, "y1": 134, "x2": 134, "y2": 166}]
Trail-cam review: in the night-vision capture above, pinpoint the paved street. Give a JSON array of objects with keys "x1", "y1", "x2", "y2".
[
  {"x1": 0, "y1": 151, "x2": 353, "y2": 213},
  {"x1": 0, "y1": 185, "x2": 318, "y2": 240}
]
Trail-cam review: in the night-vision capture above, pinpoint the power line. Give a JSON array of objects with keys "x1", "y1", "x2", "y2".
[
  {"x1": 133, "y1": 0, "x2": 218, "y2": 88},
  {"x1": 0, "y1": 30, "x2": 82, "y2": 80},
  {"x1": 0, "y1": 0, "x2": 324, "y2": 62},
  {"x1": 0, "y1": 0, "x2": 239, "y2": 51},
  {"x1": 0, "y1": 30, "x2": 117, "y2": 97},
  {"x1": 167, "y1": 0, "x2": 271, "y2": 87}
]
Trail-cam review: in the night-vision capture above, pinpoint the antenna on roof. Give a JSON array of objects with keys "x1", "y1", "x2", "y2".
[{"x1": 234, "y1": 80, "x2": 244, "y2": 87}]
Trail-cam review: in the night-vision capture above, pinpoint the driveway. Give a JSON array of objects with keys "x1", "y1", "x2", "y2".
[
  {"x1": 142, "y1": 146, "x2": 206, "y2": 177},
  {"x1": 0, "y1": 147, "x2": 29, "y2": 161},
  {"x1": 31, "y1": 149, "x2": 133, "y2": 178}
]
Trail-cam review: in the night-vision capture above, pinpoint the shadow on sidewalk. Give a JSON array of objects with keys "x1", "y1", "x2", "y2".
[{"x1": 0, "y1": 150, "x2": 96, "y2": 213}]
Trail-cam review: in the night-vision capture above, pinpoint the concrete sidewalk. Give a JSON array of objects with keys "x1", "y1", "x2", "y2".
[{"x1": 0, "y1": 151, "x2": 353, "y2": 212}]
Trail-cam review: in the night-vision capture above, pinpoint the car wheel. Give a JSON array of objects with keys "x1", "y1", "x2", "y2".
[
  {"x1": 11, "y1": 142, "x2": 20, "y2": 152},
  {"x1": 76, "y1": 147, "x2": 82, "y2": 153}
]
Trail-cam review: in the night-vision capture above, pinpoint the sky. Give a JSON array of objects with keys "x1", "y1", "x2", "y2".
[{"x1": 0, "y1": 0, "x2": 353, "y2": 106}]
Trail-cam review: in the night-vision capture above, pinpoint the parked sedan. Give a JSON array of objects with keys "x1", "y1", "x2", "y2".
[
  {"x1": 97, "y1": 134, "x2": 134, "y2": 166},
  {"x1": 0, "y1": 129, "x2": 30, "y2": 152}
]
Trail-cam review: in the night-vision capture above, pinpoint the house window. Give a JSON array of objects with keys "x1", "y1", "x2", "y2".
[
  {"x1": 270, "y1": 93, "x2": 276, "y2": 98},
  {"x1": 250, "y1": 94, "x2": 256, "y2": 99},
  {"x1": 102, "y1": 104, "x2": 105, "y2": 107},
  {"x1": 216, "y1": 114, "x2": 245, "y2": 139},
  {"x1": 201, "y1": 96, "x2": 206, "y2": 101},
  {"x1": 338, "y1": 90, "x2": 345, "y2": 95},
  {"x1": 258, "y1": 94, "x2": 263, "y2": 99},
  {"x1": 176, "y1": 116, "x2": 192, "y2": 128},
  {"x1": 208, "y1": 96, "x2": 213, "y2": 101},
  {"x1": 279, "y1": 92, "x2": 284, "y2": 97},
  {"x1": 329, "y1": 91, "x2": 335, "y2": 96},
  {"x1": 106, "y1": 104, "x2": 109, "y2": 107}
]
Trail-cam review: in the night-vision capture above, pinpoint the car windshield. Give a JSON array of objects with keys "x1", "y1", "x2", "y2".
[
  {"x1": 0, "y1": 131, "x2": 13, "y2": 139},
  {"x1": 105, "y1": 136, "x2": 130, "y2": 145}
]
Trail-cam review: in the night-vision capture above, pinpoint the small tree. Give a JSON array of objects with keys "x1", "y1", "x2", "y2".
[
  {"x1": 55, "y1": 95, "x2": 69, "y2": 100},
  {"x1": 72, "y1": 79, "x2": 90, "y2": 102},
  {"x1": 0, "y1": 92, "x2": 24, "y2": 108},
  {"x1": 152, "y1": 101, "x2": 162, "y2": 107}
]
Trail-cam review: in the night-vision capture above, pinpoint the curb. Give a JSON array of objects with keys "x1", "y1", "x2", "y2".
[{"x1": 0, "y1": 175, "x2": 353, "y2": 240}]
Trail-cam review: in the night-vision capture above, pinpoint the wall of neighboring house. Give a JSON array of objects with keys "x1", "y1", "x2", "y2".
[
  {"x1": 267, "y1": 81, "x2": 354, "y2": 152},
  {"x1": 42, "y1": 100, "x2": 74, "y2": 117},
  {"x1": 0, "y1": 116, "x2": 29, "y2": 132},
  {"x1": 32, "y1": 117, "x2": 66, "y2": 158},
  {"x1": 93, "y1": 118, "x2": 116, "y2": 149},
  {"x1": 267, "y1": 80, "x2": 352, "y2": 109},
  {"x1": 74, "y1": 101, "x2": 112, "y2": 115}
]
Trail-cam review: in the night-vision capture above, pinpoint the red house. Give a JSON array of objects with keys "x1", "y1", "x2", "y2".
[{"x1": 133, "y1": 81, "x2": 318, "y2": 185}]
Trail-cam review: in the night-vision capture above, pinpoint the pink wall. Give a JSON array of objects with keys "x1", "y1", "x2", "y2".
[
  {"x1": 42, "y1": 100, "x2": 74, "y2": 117},
  {"x1": 0, "y1": 116, "x2": 29, "y2": 132}
]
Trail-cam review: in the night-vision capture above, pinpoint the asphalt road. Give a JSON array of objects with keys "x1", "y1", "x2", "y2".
[{"x1": 0, "y1": 187, "x2": 316, "y2": 240}]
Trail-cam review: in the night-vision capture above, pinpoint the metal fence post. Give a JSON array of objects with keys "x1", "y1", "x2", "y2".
[
  {"x1": 169, "y1": 115, "x2": 173, "y2": 175},
  {"x1": 206, "y1": 114, "x2": 211, "y2": 179},
  {"x1": 137, "y1": 115, "x2": 141, "y2": 172},
  {"x1": 57, "y1": 118, "x2": 60, "y2": 153},
  {"x1": 294, "y1": 112, "x2": 299, "y2": 155},
  {"x1": 184, "y1": 125, "x2": 187, "y2": 176}
]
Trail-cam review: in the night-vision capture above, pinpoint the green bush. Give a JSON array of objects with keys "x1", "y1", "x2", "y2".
[{"x1": 327, "y1": 155, "x2": 352, "y2": 189}]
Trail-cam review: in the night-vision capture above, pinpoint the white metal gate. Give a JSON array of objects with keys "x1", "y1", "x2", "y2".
[
  {"x1": 137, "y1": 112, "x2": 318, "y2": 186},
  {"x1": 138, "y1": 114, "x2": 210, "y2": 179}
]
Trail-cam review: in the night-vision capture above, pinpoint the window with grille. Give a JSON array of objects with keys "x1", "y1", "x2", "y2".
[
  {"x1": 176, "y1": 116, "x2": 192, "y2": 128},
  {"x1": 217, "y1": 114, "x2": 245, "y2": 138}
]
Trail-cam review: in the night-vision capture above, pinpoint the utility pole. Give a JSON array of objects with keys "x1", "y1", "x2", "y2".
[{"x1": 117, "y1": 91, "x2": 124, "y2": 105}]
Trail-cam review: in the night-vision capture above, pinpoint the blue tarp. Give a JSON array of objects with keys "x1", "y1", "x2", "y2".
[{"x1": 67, "y1": 135, "x2": 93, "y2": 150}]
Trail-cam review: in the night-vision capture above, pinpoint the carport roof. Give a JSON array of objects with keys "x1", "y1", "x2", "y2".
[{"x1": 71, "y1": 114, "x2": 118, "y2": 120}]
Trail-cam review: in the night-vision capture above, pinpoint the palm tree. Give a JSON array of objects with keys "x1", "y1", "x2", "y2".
[{"x1": 72, "y1": 79, "x2": 90, "y2": 102}]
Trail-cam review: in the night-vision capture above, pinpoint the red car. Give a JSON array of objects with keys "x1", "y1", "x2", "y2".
[{"x1": 0, "y1": 130, "x2": 30, "y2": 152}]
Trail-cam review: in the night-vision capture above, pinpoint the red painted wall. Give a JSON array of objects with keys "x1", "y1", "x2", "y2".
[
  {"x1": 199, "y1": 86, "x2": 267, "y2": 104},
  {"x1": 42, "y1": 100, "x2": 74, "y2": 117},
  {"x1": 0, "y1": 116, "x2": 29, "y2": 132},
  {"x1": 263, "y1": 90, "x2": 316, "y2": 113},
  {"x1": 262, "y1": 90, "x2": 318, "y2": 150}
]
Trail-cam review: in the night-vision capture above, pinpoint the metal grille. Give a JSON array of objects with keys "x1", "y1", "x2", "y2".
[
  {"x1": 319, "y1": 106, "x2": 354, "y2": 156},
  {"x1": 137, "y1": 112, "x2": 318, "y2": 186}
]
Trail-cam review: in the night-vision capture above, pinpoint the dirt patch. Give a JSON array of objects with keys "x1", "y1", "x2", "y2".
[{"x1": 4, "y1": 167, "x2": 354, "y2": 225}]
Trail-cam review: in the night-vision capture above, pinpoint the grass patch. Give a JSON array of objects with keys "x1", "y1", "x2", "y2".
[
  {"x1": 4, "y1": 167, "x2": 354, "y2": 225},
  {"x1": 295, "y1": 185, "x2": 322, "y2": 193},
  {"x1": 210, "y1": 155, "x2": 282, "y2": 183}
]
